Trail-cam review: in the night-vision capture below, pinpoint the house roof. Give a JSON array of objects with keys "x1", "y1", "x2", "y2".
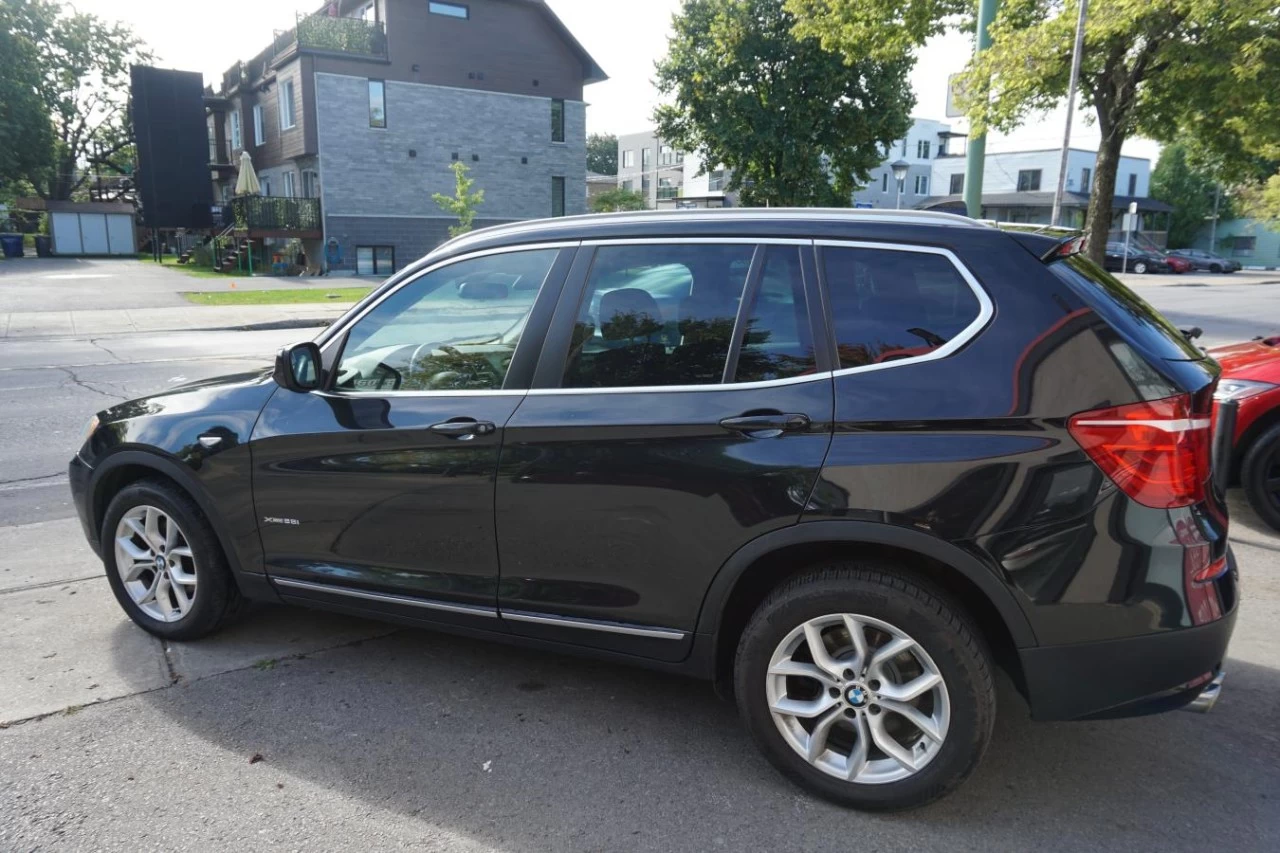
[
  {"x1": 917, "y1": 191, "x2": 1173, "y2": 213},
  {"x1": 512, "y1": 0, "x2": 607, "y2": 85}
]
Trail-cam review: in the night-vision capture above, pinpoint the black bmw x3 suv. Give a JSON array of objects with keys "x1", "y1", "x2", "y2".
[{"x1": 70, "y1": 210, "x2": 1237, "y2": 810}]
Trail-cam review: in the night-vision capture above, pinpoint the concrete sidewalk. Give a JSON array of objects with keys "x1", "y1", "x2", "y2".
[{"x1": 0, "y1": 303, "x2": 351, "y2": 339}]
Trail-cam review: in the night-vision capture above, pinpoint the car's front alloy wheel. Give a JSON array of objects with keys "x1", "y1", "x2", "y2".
[
  {"x1": 766, "y1": 613, "x2": 950, "y2": 784},
  {"x1": 114, "y1": 505, "x2": 199, "y2": 622},
  {"x1": 1133, "y1": 261, "x2": 1148, "y2": 274}
]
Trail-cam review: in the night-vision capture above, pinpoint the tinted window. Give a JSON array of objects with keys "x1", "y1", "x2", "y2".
[
  {"x1": 822, "y1": 246, "x2": 983, "y2": 369},
  {"x1": 735, "y1": 247, "x2": 817, "y2": 383},
  {"x1": 335, "y1": 249, "x2": 557, "y2": 392},
  {"x1": 563, "y1": 244, "x2": 754, "y2": 388}
]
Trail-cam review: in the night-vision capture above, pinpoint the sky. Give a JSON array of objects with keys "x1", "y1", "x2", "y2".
[{"x1": 74, "y1": 0, "x2": 1160, "y2": 163}]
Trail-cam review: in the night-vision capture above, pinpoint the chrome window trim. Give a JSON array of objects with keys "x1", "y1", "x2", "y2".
[
  {"x1": 815, "y1": 239, "x2": 994, "y2": 379},
  {"x1": 274, "y1": 577, "x2": 499, "y2": 617},
  {"x1": 579, "y1": 237, "x2": 813, "y2": 247},
  {"x1": 502, "y1": 609, "x2": 687, "y2": 640},
  {"x1": 526, "y1": 370, "x2": 832, "y2": 396}
]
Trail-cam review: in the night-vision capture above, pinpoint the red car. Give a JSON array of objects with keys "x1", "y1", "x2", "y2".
[
  {"x1": 1211, "y1": 335, "x2": 1280, "y2": 530},
  {"x1": 1163, "y1": 253, "x2": 1194, "y2": 274}
]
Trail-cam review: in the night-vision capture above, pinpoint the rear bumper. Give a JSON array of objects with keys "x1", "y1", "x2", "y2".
[{"x1": 1018, "y1": 553, "x2": 1238, "y2": 721}]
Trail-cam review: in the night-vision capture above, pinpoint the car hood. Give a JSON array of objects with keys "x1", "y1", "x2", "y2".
[
  {"x1": 84, "y1": 368, "x2": 279, "y2": 465},
  {"x1": 1208, "y1": 336, "x2": 1280, "y2": 382}
]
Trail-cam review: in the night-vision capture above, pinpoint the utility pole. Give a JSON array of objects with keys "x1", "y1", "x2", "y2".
[
  {"x1": 964, "y1": 0, "x2": 999, "y2": 219},
  {"x1": 1051, "y1": 0, "x2": 1089, "y2": 227},
  {"x1": 1209, "y1": 183, "x2": 1221, "y2": 251}
]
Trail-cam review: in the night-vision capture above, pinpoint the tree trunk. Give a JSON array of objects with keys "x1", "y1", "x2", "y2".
[{"x1": 1084, "y1": 115, "x2": 1127, "y2": 266}]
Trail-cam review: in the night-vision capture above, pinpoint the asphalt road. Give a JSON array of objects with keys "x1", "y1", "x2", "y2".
[{"x1": 1, "y1": 258, "x2": 1279, "y2": 851}]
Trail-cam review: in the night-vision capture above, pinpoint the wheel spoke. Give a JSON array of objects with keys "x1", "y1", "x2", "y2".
[
  {"x1": 868, "y1": 711, "x2": 917, "y2": 772},
  {"x1": 164, "y1": 517, "x2": 178, "y2": 551},
  {"x1": 842, "y1": 615, "x2": 870, "y2": 673},
  {"x1": 154, "y1": 573, "x2": 173, "y2": 618},
  {"x1": 169, "y1": 546, "x2": 193, "y2": 559},
  {"x1": 806, "y1": 707, "x2": 842, "y2": 762},
  {"x1": 802, "y1": 621, "x2": 847, "y2": 679},
  {"x1": 877, "y1": 671, "x2": 942, "y2": 703},
  {"x1": 136, "y1": 573, "x2": 160, "y2": 606},
  {"x1": 769, "y1": 659, "x2": 836, "y2": 687},
  {"x1": 169, "y1": 564, "x2": 197, "y2": 586},
  {"x1": 170, "y1": 576, "x2": 192, "y2": 614},
  {"x1": 869, "y1": 635, "x2": 915, "y2": 672},
  {"x1": 122, "y1": 561, "x2": 151, "y2": 583},
  {"x1": 844, "y1": 713, "x2": 870, "y2": 780},
  {"x1": 144, "y1": 508, "x2": 164, "y2": 552},
  {"x1": 880, "y1": 699, "x2": 943, "y2": 743},
  {"x1": 116, "y1": 536, "x2": 151, "y2": 562},
  {"x1": 771, "y1": 693, "x2": 838, "y2": 720},
  {"x1": 123, "y1": 518, "x2": 150, "y2": 549}
]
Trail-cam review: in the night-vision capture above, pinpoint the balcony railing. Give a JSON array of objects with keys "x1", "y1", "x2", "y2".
[
  {"x1": 286, "y1": 11, "x2": 388, "y2": 60},
  {"x1": 232, "y1": 196, "x2": 322, "y2": 234}
]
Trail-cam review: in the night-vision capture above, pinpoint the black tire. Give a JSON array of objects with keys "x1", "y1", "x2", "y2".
[
  {"x1": 734, "y1": 563, "x2": 995, "y2": 811},
  {"x1": 101, "y1": 478, "x2": 244, "y2": 640},
  {"x1": 1209, "y1": 263, "x2": 1223, "y2": 273},
  {"x1": 1241, "y1": 424, "x2": 1280, "y2": 533}
]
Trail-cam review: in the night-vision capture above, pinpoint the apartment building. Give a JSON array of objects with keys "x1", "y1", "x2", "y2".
[
  {"x1": 616, "y1": 130, "x2": 686, "y2": 208},
  {"x1": 206, "y1": 0, "x2": 604, "y2": 273},
  {"x1": 853, "y1": 118, "x2": 959, "y2": 209}
]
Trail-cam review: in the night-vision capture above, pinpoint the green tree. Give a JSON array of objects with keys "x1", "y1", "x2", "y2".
[
  {"x1": 1150, "y1": 144, "x2": 1226, "y2": 248},
  {"x1": 1237, "y1": 174, "x2": 1280, "y2": 223},
  {"x1": 432, "y1": 161, "x2": 486, "y2": 238},
  {"x1": 4, "y1": 0, "x2": 152, "y2": 201},
  {"x1": 786, "y1": 0, "x2": 970, "y2": 61},
  {"x1": 956, "y1": 0, "x2": 1280, "y2": 264},
  {"x1": 590, "y1": 187, "x2": 647, "y2": 213},
  {"x1": 654, "y1": 0, "x2": 915, "y2": 208},
  {"x1": 587, "y1": 133, "x2": 618, "y2": 175},
  {"x1": 0, "y1": 9, "x2": 53, "y2": 198}
]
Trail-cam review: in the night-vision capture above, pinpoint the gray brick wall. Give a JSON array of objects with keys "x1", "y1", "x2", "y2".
[
  {"x1": 315, "y1": 72, "x2": 586, "y2": 221},
  {"x1": 324, "y1": 216, "x2": 518, "y2": 274}
]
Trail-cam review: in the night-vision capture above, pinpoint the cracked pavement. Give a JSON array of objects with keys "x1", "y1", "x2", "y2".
[{"x1": 1, "y1": 257, "x2": 1279, "y2": 851}]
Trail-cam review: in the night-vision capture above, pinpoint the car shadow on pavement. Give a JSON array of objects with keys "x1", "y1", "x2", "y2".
[{"x1": 113, "y1": 605, "x2": 1280, "y2": 851}]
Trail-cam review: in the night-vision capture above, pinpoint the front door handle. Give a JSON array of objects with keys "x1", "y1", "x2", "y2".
[
  {"x1": 430, "y1": 418, "x2": 496, "y2": 439},
  {"x1": 718, "y1": 413, "x2": 811, "y2": 435}
]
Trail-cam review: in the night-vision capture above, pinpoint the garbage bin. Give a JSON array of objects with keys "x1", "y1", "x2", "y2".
[
  {"x1": 34, "y1": 235, "x2": 52, "y2": 257},
  {"x1": 0, "y1": 234, "x2": 23, "y2": 259}
]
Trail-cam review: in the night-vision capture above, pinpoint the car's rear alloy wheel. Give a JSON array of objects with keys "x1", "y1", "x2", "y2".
[
  {"x1": 766, "y1": 613, "x2": 950, "y2": 784},
  {"x1": 735, "y1": 565, "x2": 995, "y2": 811},
  {"x1": 1133, "y1": 261, "x2": 1148, "y2": 274},
  {"x1": 114, "y1": 505, "x2": 198, "y2": 622}
]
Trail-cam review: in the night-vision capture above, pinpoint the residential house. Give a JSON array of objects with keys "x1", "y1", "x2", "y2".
[
  {"x1": 1192, "y1": 218, "x2": 1280, "y2": 268},
  {"x1": 616, "y1": 130, "x2": 685, "y2": 208},
  {"x1": 207, "y1": 0, "x2": 604, "y2": 274},
  {"x1": 853, "y1": 118, "x2": 958, "y2": 209}
]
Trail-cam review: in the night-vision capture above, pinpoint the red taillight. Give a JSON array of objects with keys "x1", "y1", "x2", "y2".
[{"x1": 1067, "y1": 394, "x2": 1212, "y2": 508}]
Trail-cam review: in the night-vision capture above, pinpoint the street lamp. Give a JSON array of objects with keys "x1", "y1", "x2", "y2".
[{"x1": 891, "y1": 160, "x2": 911, "y2": 210}]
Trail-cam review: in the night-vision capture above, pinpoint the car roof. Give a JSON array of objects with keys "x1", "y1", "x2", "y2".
[{"x1": 422, "y1": 208, "x2": 991, "y2": 266}]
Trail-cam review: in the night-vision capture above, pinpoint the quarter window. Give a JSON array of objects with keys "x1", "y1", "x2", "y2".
[
  {"x1": 369, "y1": 80, "x2": 387, "y2": 128},
  {"x1": 561, "y1": 244, "x2": 755, "y2": 388},
  {"x1": 335, "y1": 249, "x2": 559, "y2": 393},
  {"x1": 822, "y1": 246, "x2": 983, "y2": 369}
]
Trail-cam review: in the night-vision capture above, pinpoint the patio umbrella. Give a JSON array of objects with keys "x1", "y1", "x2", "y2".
[{"x1": 234, "y1": 150, "x2": 260, "y2": 196}]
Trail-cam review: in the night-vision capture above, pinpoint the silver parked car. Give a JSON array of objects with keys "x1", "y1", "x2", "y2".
[{"x1": 1167, "y1": 248, "x2": 1242, "y2": 273}]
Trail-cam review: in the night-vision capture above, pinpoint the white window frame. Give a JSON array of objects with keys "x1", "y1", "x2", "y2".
[
  {"x1": 914, "y1": 175, "x2": 929, "y2": 196},
  {"x1": 283, "y1": 171, "x2": 296, "y2": 198},
  {"x1": 252, "y1": 104, "x2": 265, "y2": 146},
  {"x1": 279, "y1": 81, "x2": 296, "y2": 131},
  {"x1": 229, "y1": 110, "x2": 242, "y2": 150},
  {"x1": 623, "y1": 150, "x2": 635, "y2": 169},
  {"x1": 916, "y1": 140, "x2": 930, "y2": 159},
  {"x1": 302, "y1": 169, "x2": 320, "y2": 199}
]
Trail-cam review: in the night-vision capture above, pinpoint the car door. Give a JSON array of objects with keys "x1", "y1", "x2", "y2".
[
  {"x1": 495, "y1": 240, "x2": 835, "y2": 661},
  {"x1": 251, "y1": 246, "x2": 574, "y2": 626}
]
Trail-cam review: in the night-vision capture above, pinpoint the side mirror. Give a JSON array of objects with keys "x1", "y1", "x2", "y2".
[{"x1": 274, "y1": 342, "x2": 323, "y2": 392}]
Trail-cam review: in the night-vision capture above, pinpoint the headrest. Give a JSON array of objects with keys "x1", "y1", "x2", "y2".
[
  {"x1": 458, "y1": 280, "x2": 509, "y2": 300},
  {"x1": 600, "y1": 288, "x2": 663, "y2": 340}
]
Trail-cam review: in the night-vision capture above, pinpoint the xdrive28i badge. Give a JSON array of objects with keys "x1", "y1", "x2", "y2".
[{"x1": 262, "y1": 517, "x2": 301, "y2": 526}]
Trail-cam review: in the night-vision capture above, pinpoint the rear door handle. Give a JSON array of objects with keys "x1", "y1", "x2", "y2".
[
  {"x1": 430, "y1": 418, "x2": 496, "y2": 439},
  {"x1": 718, "y1": 413, "x2": 811, "y2": 435}
]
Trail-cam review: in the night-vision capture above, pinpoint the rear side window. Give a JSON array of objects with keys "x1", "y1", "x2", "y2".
[
  {"x1": 821, "y1": 246, "x2": 983, "y2": 369},
  {"x1": 1048, "y1": 256, "x2": 1203, "y2": 362},
  {"x1": 564, "y1": 244, "x2": 754, "y2": 388}
]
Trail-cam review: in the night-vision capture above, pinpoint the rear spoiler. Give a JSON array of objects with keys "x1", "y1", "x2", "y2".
[{"x1": 1002, "y1": 229, "x2": 1088, "y2": 262}]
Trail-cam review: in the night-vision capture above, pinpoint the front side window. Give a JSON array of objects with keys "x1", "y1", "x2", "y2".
[
  {"x1": 369, "y1": 80, "x2": 386, "y2": 128},
  {"x1": 1017, "y1": 169, "x2": 1041, "y2": 192},
  {"x1": 551, "y1": 98, "x2": 565, "y2": 143},
  {"x1": 252, "y1": 104, "x2": 264, "y2": 146},
  {"x1": 822, "y1": 246, "x2": 983, "y2": 369},
  {"x1": 335, "y1": 249, "x2": 558, "y2": 393},
  {"x1": 279, "y1": 81, "x2": 296, "y2": 130},
  {"x1": 561, "y1": 244, "x2": 755, "y2": 388}
]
